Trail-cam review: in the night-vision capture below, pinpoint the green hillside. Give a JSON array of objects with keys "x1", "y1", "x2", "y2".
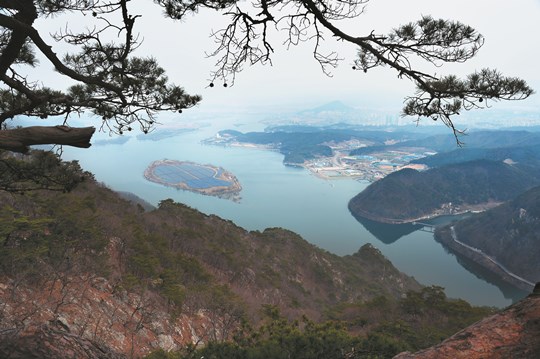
[
  {"x1": 436, "y1": 186, "x2": 540, "y2": 284},
  {"x1": 348, "y1": 160, "x2": 539, "y2": 223}
]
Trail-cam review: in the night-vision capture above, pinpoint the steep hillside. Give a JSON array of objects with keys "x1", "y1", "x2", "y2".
[
  {"x1": 153, "y1": 286, "x2": 495, "y2": 359},
  {"x1": 348, "y1": 160, "x2": 539, "y2": 223},
  {"x1": 435, "y1": 185, "x2": 540, "y2": 289},
  {"x1": 0, "y1": 168, "x2": 420, "y2": 357},
  {"x1": 143, "y1": 200, "x2": 421, "y2": 318},
  {"x1": 395, "y1": 290, "x2": 540, "y2": 359}
]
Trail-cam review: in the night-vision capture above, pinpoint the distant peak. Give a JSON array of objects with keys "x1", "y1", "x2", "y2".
[{"x1": 301, "y1": 101, "x2": 355, "y2": 114}]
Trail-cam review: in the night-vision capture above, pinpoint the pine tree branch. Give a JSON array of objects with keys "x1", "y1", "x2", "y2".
[{"x1": 0, "y1": 14, "x2": 125, "y2": 99}]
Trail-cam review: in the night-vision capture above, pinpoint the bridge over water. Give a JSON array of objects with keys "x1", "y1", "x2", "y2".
[{"x1": 412, "y1": 221, "x2": 435, "y2": 233}]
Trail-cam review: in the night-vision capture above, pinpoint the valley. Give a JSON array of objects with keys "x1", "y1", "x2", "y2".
[
  {"x1": 61, "y1": 121, "x2": 536, "y2": 307},
  {"x1": 3, "y1": 0, "x2": 540, "y2": 355},
  {"x1": 0, "y1": 147, "x2": 534, "y2": 358},
  {"x1": 3, "y1": 121, "x2": 540, "y2": 358},
  {"x1": 202, "y1": 124, "x2": 540, "y2": 294}
]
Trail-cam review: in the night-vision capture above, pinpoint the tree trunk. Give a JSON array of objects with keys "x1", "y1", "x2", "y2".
[{"x1": 0, "y1": 126, "x2": 96, "y2": 153}]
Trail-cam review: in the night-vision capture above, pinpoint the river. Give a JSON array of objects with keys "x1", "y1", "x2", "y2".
[{"x1": 63, "y1": 115, "x2": 529, "y2": 308}]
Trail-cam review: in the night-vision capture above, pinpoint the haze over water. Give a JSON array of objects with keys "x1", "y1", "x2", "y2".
[{"x1": 64, "y1": 114, "x2": 528, "y2": 308}]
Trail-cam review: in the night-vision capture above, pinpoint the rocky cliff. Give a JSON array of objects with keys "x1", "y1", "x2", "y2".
[
  {"x1": 394, "y1": 288, "x2": 540, "y2": 359},
  {"x1": 0, "y1": 273, "x2": 217, "y2": 358}
]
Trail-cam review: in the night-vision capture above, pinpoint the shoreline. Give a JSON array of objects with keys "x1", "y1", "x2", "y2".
[
  {"x1": 205, "y1": 140, "x2": 425, "y2": 182},
  {"x1": 349, "y1": 202, "x2": 503, "y2": 225},
  {"x1": 436, "y1": 226, "x2": 535, "y2": 292}
]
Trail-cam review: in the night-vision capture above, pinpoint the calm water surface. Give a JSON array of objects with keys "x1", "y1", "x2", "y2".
[{"x1": 64, "y1": 117, "x2": 529, "y2": 307}]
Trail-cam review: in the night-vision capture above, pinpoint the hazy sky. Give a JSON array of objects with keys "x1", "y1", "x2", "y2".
[{"x1": 33, "y1": 0, "x2": 540, "y2": 123}]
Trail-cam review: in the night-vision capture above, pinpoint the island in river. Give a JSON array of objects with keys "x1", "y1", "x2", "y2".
[{"x1": 144, "y1": 160, "x2": 242, "y2": 201}]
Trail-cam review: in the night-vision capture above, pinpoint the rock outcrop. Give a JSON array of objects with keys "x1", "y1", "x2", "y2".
[
  {"x1": 0, "y1": 324, "x2": 127, "y2": 359},
  {"x1": 394, "y1": 289, "x2": 540, "y2": 359},
  {"x1": 0, "y1": 275, "x2": 214, "y2": 358}
]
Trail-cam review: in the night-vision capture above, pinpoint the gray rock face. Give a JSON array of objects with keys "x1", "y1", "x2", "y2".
[{"x1": 394, "y1": 294, "x2": 540, "y2": 359}]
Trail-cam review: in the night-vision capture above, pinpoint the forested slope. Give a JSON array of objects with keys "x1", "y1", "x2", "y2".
[
  {"x1": 0, "y1": 153, "x2": 422, "y2": 356},
  {"x1": 436, "y1": 185, "x2": 540, "y2": 286},
  {"x1": 349, "y1": 160, "x2": 539, "y2": 223}
]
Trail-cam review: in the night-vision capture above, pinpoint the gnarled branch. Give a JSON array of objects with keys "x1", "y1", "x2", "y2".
[{"x1": 0, "y1": 126, "x2": 95, "y2": 153}]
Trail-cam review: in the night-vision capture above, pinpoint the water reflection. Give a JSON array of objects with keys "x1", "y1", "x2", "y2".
[
  {"x1": 438, "y1": 240, "x2": 530, "y2": 304},
  {"x1": 351, "y1": 213, "x2": 529, "y2": 305},
  {"x1": 353, "y1": 215, "x2": 422, "y2": 244}
]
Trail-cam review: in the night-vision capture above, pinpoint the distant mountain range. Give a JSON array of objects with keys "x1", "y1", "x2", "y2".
[
  {"x1": 261, "y1": 100, "x2": 408, "y2": 126},
  {"x1": 351, "y1": 130, "x2": 540, "y2": 156},
  {"x1": 412, "y1": 144, "x2": 540, "y2": 169},
  {"x1": 297, "y1": 100, "x2": 356, "y2": 115}
]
